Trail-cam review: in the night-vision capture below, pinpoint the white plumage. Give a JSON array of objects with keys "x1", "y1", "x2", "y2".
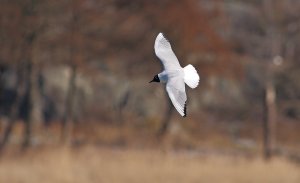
[
  {"x1": 152, "y1": 32, "x2": 200, "y2": 117},
  {"x1": 183, "y1": 64, "x2": 200, "y2": 89}
]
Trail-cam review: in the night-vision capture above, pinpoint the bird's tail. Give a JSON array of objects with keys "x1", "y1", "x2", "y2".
[{"x1": 183, "y1": 64, "x2": 200, "y2": 89}]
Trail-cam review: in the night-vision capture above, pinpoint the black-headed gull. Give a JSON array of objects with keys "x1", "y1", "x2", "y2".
[{"x1": 150, "y1": 33, "x2": 200, "y2": 117}]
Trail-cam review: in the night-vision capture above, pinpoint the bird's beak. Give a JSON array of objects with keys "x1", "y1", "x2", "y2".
[{"x1": 149, "y1": 80, "x2": 153, "y2": 83}]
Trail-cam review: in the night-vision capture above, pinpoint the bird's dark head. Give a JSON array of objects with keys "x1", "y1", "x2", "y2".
[{"x1": 149, "y1": 75, "x2": 160, "y2": 83}]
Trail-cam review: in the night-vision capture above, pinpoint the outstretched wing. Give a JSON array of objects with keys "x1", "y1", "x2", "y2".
[
  {"x1": 166, "y1": 75, "x2": 187, "y2": 117},
  {"x1": 154, "y1": 33, "x2": 181, "y2": 71}
]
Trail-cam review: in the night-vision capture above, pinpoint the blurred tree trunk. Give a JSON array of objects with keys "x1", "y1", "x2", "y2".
[
  {"x1": 263, "y1": 78, "x2": 277, "y2": 160},
  {"x1": 157, "y1": 99, "x2": 173, "y2": 138},
  {"x1": 21, "y1": 0, "x2": 45, "y2": 149},
  {"x1": 262, "y1": 0, "x2": 280, "y2": 160},
  {"x1": 0, "y1": 0, "x2": 44, "y2": 150},
  {"x1": 116, "y1": 90, "x2": 130, "y2": 126},
  {"x1": 22, "y1": 60, "x2": 33, "y2": 148},
  {"x1": 60, "y1": 64, "x2": 77, "y2": 144},
  {"x1": 0, "y1": 65, "x2": 25, "y2": 151},
  {"x1": 60, "y1": 0, "x2": 81, "y2": 145},
  {"x1": 22, "y1": 57, "x2": 43, "y2": 149}
]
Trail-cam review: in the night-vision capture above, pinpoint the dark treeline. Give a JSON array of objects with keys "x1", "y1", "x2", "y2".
[{"x1": 0, "y1": 0, "x2": 299, "y2": 159}]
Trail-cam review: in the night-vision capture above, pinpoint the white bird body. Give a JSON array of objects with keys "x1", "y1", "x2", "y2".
[
  {"x1": 158, "y1": 70, "x2": 183, "y2": 83},
  {"x1": 150, "y1": 33, "x2": 200, "y2": 117}
]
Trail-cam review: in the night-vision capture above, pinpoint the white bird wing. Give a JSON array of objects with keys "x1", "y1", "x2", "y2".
[
  {"x1": 154, "y1": 33, "x2": 181, "y2": 71},
  {"x1": 166, "y1": 74, "x2": 187, "y2": 117}
]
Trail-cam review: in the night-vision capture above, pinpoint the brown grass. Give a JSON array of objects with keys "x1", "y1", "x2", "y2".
[{"x1": 0, "y1": 147, "x2": 299, "y2": 183}]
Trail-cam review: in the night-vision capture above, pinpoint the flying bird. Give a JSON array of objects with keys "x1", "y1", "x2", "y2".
[{"x1": 150, "y1": 33, "x2": 200, "y2": 117}]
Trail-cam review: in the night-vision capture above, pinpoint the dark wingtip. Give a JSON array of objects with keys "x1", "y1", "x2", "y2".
[{"x1": 183, "y1": 102, "x2": 187, "y2": 117}]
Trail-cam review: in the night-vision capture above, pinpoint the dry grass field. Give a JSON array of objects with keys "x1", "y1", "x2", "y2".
[{"x1": 0, "y1": 146, "x2": 299, "y2": 183}]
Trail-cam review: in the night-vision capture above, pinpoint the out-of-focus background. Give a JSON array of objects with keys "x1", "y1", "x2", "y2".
[{"x1": 0, "y1": 0, "x2": 300, "y2": 182}]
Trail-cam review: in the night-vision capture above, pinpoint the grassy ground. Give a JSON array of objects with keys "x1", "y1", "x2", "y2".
[{"x1": 0, "y1": 146, "x2": 299, "y2": 183}]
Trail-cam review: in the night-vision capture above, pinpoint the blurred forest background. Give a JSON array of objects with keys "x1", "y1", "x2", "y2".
[{"x1": 0, "y1": 0, "x2": 300, "y2": 182}]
